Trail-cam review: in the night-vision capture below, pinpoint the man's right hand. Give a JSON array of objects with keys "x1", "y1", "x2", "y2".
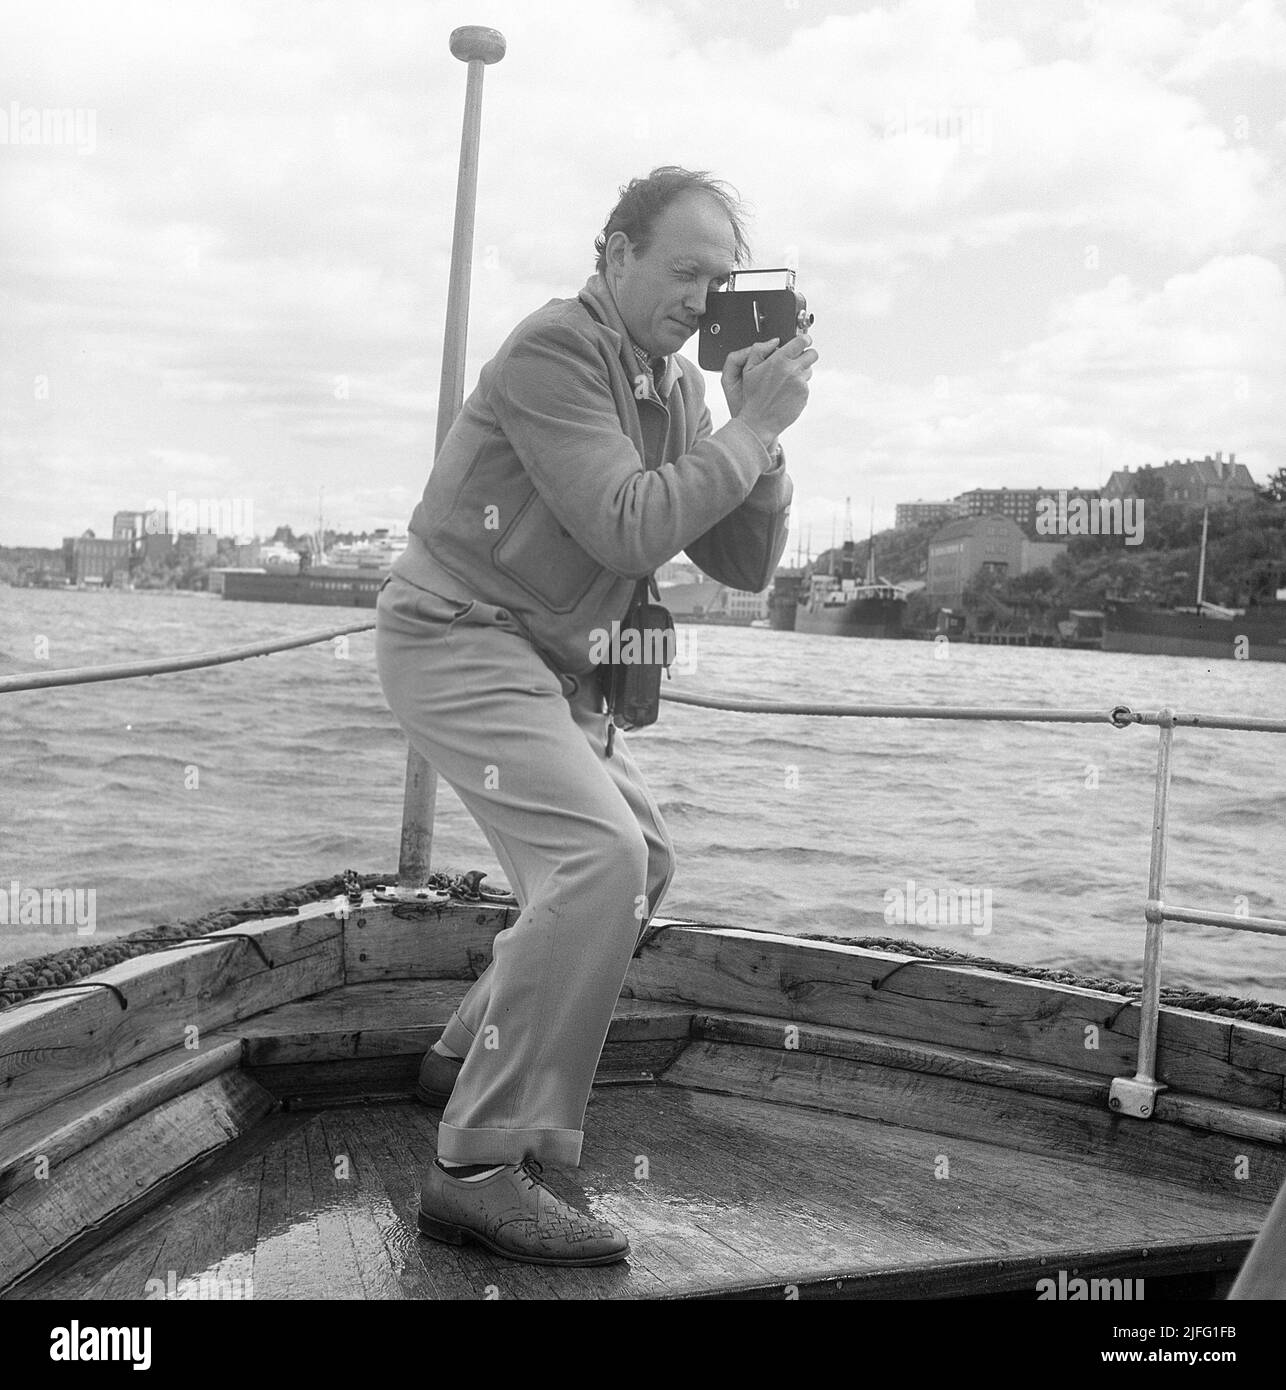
[{"x1": 721, "y1": 333, "x2": 818, "y2": 455}]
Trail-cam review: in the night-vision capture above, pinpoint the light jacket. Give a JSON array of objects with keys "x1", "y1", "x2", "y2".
[{"x1": 394, "y1": 272, "x2": 793, "y2": 675}]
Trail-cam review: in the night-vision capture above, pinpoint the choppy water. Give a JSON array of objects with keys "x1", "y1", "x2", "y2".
[{"x1": 1, "y1": 586, "x2": 1283, "y2": 1001}]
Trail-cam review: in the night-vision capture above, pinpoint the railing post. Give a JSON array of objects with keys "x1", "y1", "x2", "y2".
[
  {"x1": 1109, "y1": 707, "x2": 1176, "y2": 1119},
  {"x1": 396, "y1": 25, "x2": 506, "y2": 892},
  {"x1": 398, "y1": 748, "x2": 439, "y2": 890}
]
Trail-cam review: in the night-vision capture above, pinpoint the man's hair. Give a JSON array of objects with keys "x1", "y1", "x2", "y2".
[{"x1": 594, "y1": 167, "x2": 750, "y2": 273}]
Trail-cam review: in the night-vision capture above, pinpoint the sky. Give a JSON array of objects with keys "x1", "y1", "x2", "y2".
[{"x1": 1, "y1": 0, "x2": 1284, "y2": 555}]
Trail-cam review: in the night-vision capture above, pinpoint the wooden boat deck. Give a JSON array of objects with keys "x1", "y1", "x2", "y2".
[
  {"x1": 5, "y1": 972, "x2": 1274, "y2": 1301},
  {"x1": 9, "y1": 1082, "x2": 1266, "y2": 1301}
]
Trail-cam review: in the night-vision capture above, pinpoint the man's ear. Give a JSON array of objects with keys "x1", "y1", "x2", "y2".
[{"x1": 605, "y1": 230, "x2": 631, "y2": 273}]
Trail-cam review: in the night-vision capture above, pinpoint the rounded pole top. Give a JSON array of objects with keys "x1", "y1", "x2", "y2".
[{"x1": 450, "y1": 26, "x2": 506, "y2": 64}]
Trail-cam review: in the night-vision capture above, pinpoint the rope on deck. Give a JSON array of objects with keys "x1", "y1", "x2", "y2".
[
  {"x1": 0, "y1": 870, "x2": 393, "y2": 1010},
  {"x1": 793, "y1": 931, "x2": 1286, "y2": 1026},
  {"x1": 4, "y1": 879, "x2": 1283, "y2": 1025}
]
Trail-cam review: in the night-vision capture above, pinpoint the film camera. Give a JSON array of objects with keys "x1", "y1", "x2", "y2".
[{"x1": 697, "y1": 268, "x2": 814, "y2": 371}]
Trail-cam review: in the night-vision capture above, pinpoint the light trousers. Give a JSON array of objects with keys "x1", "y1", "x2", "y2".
[{"x1": 375, "y1": 572, "x2": 676, "y2": 1166}]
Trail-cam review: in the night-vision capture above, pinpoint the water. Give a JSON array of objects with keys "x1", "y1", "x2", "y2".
[{"x1": 1, "y1": 586, "x2": 1283, "y2": 1001}]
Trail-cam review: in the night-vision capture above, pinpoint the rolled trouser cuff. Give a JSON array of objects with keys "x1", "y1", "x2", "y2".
[{"x1": 437, "y1": 1121, "x2": 584, "y2": 1168}]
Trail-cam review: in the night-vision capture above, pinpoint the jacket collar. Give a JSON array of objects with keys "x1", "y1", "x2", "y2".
[{"x1": 578, "y1": 273, "x2": 682, "y2": 400}]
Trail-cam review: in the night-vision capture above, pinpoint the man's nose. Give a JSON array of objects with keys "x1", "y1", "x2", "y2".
[{"x1": 685, "y1": 282, "x2": 711, "y2": 315}]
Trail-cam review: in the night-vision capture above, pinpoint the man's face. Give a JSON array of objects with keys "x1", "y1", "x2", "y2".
[{"x1": 606, "y1": 192, "x2": 736, "y2": 357}]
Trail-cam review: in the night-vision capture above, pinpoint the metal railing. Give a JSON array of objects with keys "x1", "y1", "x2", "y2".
[{"x1": 3, "y1": 620, "x2": 1284, "y2": 1118}]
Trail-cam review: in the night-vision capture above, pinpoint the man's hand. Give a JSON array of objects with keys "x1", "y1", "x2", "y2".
[{"x1": 721, "y1": 333, "x2": 818, "y2": 456}]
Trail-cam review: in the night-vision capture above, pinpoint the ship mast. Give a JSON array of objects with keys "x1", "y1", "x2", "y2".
[
  {"x1": 315, "y1": 488, "x2": 327, "y2": 565},
  {"x1": 865, "y1": 500, "x2": 876, "y2": 585}
]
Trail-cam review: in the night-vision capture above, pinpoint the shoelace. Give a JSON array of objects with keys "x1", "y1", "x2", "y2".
[{"x1": 517, "y1": 1157, "x2": 545, "y2": 1191}]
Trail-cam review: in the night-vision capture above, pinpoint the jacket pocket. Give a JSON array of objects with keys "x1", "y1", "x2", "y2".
[{"x1": 490, "y1": 491, "x2": 600, "y2": 614}]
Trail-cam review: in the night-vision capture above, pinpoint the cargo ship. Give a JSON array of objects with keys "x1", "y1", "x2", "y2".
[
  {"x1": 767, "y1": 569, "x2": 803, "y2": 630},
  {"x1": 218, "y1": 564, "x2": 387, "y2": 608},
  {"x1": 1102, "y1": 595, "x2": 1286, "y2": 662},
  {"x1": 794, "y1": 502, "x2": 909, "y2": 639},
  {"x1": 215, "y1": 530, "x2": 406, "y2": 609},
  {"x1": 1102, "y1": 513, "x2": 1286, "y2": 662}
]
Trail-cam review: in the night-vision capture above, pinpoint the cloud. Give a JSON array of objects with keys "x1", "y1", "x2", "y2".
[
  {"x1": 792, "y1": 252, "x2": 1284, "y2": 517},
  {"x1": 1, "y1": 0, "x2": 1283, "y2": 546}
]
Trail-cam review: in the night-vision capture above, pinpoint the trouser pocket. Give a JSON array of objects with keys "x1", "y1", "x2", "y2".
[{"x1": 378, "y1": 575, "x2": 486, "y2": 638}]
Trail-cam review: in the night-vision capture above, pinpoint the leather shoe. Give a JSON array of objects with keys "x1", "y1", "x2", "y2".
[
  {"x1": 415, "y1": 1048, "x2": 463, "y2": 1108},
  {"x1": 418, "y1": 1157, "x2": 629, "y2": 1266}
]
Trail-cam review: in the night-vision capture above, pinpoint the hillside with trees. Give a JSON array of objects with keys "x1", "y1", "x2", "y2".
[{"x1": 803, "y1": 493, "x2": 1286, "y2": 636}]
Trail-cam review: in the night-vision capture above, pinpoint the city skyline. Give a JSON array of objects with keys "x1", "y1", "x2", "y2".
[
  {"x1": 15, "y1": 444, "x2": 1262, "y2": 562},
  {"x1": 3, "y1": 0, "x2": 1284, "y2": 549}
]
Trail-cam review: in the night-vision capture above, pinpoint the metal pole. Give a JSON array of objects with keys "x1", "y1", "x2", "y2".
[
  {"x1": 1196, "y1": 502, "x2": 1209, "y2": 607},
  {"x1": 398, "y1": 25, "x2": 506, "y2": 891},
  {"x1": 1136, "y1": 711, "x2": 1175, "y2": 1086},
  {"x1": 1109, "y1": 708, "x2": 1175, "y2": 1118}
]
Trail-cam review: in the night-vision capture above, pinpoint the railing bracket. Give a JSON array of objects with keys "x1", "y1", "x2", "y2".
[
  {"x1": 1109, "y1": 1076, "x2": 1166, "y2": 1119},
  {"x1": 372, "y1": 884, "x2": 451, "y2": 906}
]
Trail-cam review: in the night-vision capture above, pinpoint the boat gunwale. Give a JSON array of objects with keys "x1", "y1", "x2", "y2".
[
  {"x1": 5, "y1": 904, "x2": 1286, "y2": 1135},
  {"x1": 4, "y1": 903, "x2": 1286, "y2": 1299}
]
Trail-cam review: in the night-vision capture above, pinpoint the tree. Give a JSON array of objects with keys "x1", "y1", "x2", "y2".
[
  {"x1": 1260, "y1": 467, "x2": 1286, "y2": 504},
  {"x1": 1130, "y1": 465, "x2": 1167, "y2": 504}
]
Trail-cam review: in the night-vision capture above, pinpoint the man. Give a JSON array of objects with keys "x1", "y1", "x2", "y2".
[{"x1": 376, "y1": 166, "x2": 816, "y2": 1266}]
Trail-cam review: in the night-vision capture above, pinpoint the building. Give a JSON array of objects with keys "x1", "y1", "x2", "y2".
[
  {"x1": 926, "y1": 516, "x2": 1067, "y2": 606},
  {"x1": 659, "y1": 579, "x2": 727, "y2": 620},
  {"x1": 954, "y1": 488, "x2": 1045, "y2": 531},
  {"x1": 655, "y1": 557, "x2": 702, "y2": 585},
  {"x1": 112, "y1": 510, "x2": 146, "y2": 546},
  {"x1": 123, "y1": 507, "x2": 174, "y2": 561},
  {"x1": 953, "y1": 487, "x2": 1101, "y2": 537},
  {"x1": 258, "y1": 542, "x2": 304, "y2": 570},
  {"x1": 725, "y1": 587, "x2": 770, "y2": 622},
  {"x1": 895, "y1": 500, "x2": 963, "y2": 529},
  {"x1": 63, "y1": 530, "x2": 131, "y2": 586},
  {"x1": 1020, "y1": 536, "x2": 1068, "y2": 574},
  {"x1": 139, "y1": 531, "x2": 175, "y2": 561},
  {"x1": 1102, "y1": 453, "x2": 1258, "y2": 507},
  {"x1": 326, "y1": 531, "x2": 405, "y2": 569},
  {"x1": 655, "y1": 573, "x2": 771, "y2": 623},
  {"x1": 225, "y1": 540, "x2": 262, "y2": 568},
  {"x1": 177, "y1": 531, "x2": 219, "y2": 563}
]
